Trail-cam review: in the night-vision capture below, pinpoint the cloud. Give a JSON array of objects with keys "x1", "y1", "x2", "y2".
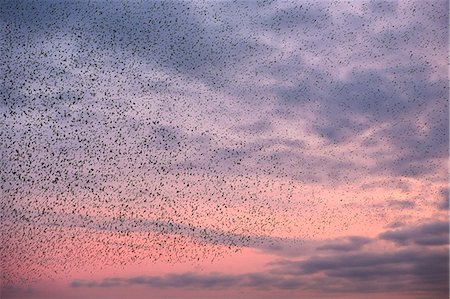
[
  {"x1": 386, "y1": 199, "x2": 416, "y2": 209},
  {"x1": 70, "y1": 272, "x2": 266, "y2": 290},
  {"x1": 317, "y1": 236, "x2": 371, "y2": 252},
  {"x1": 69, "y1": 280, "x2": 98, "y2": 288},
  {"x1": 367, "y1": 0, "x2": 399, "y2": 16},
  {"x1": 2, "y1": 0, "x2": 448, "y2": 291},
  {"x1": 0, "y1": 285, "x2": 35, "y2": 298},
  {"x1": 264, "y1": 1, "x2": 449, "y2": 178},
  {"x1": 273, "y1": 248, "x2": 436, "y2": 275},
  {"x1": 2, "y1": 0, "x2": 271, "y2": 91},
  {"x1": 2, "y1": 206, "x2": 309, "y2": 259},
  {"x1": 69, "y1": 220, "x2": 450, "y2": 296},
  {"x1": 269, "y1": 247, "x2": 448, "y2": 295},
  {"x1": 233, "y1": 120, "x2": 273, "y2": 134},
  {"x1": 438, "y1": 187, "x2": 449, "y2": 210},
  {"x1": 261, "y1": 3, "x2": 332, "y2": 31},
  {"x1": 379, "y1": 220, "x2": 449, "y2": 246},
  {"x1": 128, "y1": 273, "x2": 243, "y2": 289},
  {"x1": 69, "y1": 246, "x2": 449, "y2": 296}
]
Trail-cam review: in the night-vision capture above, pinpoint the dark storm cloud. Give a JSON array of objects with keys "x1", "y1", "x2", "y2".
[{"x1": 379, "y1": 220, "x2": 449, "y2": 246}]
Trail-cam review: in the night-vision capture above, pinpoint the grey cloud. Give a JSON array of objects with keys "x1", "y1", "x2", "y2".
[
  {"x1": 70, "y1": 280, "x2": 97, "y2": 288},
  {"x1": 4, "y1": 0, "x2": 447, "y2": 184},
  {"x1": 71, "y1": 272, "x2": 302, "y2": 291},
  {"x1": 438, "y1": 187, "x2": 449, "y2": 210},
  {"x1": 233, "y1": 120, "x2": 273, "y2": 134},
  {"x1": 273, "y1": 250, "x2": 419, "y2": 275},
  {"x1": 2, "y1": 0, "x2": 272, "y2": 90},
  {"x1": 264, "y1": 1, "x2": 448, "y2": 178},
  {"x1": 373, "y1": 94, "x2": 448, "y2": 177},
  {"x1": 128, "y1": 273, "x2": 242, "y2": 289},
  {"x1": 271, "y1": 247, "x2": 448, "y2": 295},
  {"x1": 0, "y1": 285, "x2": 35, "y2": 298},
  {"x1": 70, "y1": 246, "x2": 449, "y2": 296},
  {"x1": 324, "y1": 263, "x2": 411, "y2": 280},
  {"x1": 261, "y1": 3, "x2": 332, "y2": 31},
  {"x1": 67, "y1": 220, "x2": 450, "y2": 296},
  {"x1": 2, "y1": 207, "x2": 307, "y2": 258},
  {"x1": 379, "y1": 220, "x2": 449, "y2": 246},
  {"x1": 298, "y1": 67, "x2": 446, "y2": 177},
  {"x1": 3, "y1": 0, "x2": 448, "y2": 291},
  {"x1": 70, "y1": 272, "x2": 266, "y2": 290},
  {"x1": 386, "y1": 199, "x2": 416, "y2": 209},
  {"x1": 367, "y1": 0, "x2": 399, "y2": 16},
  {"x1": 360, "y1": 179, "x2": 411, "y2": 192},
  {"x1": 385, "y1": 220, "x2": 406, "y2": 229},
  {"x1": 317, "y1": 236, "x2": 371, "y2": 252}
]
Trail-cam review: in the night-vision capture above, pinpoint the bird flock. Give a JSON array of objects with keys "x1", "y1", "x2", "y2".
[{"x1": 1, "y1": 0, "x2": 447, "y2": 288}]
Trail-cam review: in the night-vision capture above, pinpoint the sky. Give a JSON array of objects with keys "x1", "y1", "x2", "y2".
[{"x1": 0, "y1": 0, "x2": 449, "y2": 298}]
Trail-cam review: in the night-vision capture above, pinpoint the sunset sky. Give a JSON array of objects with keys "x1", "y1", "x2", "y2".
[{"x1": 1, "y1": 0, "x2": 449, "y2": 298}]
